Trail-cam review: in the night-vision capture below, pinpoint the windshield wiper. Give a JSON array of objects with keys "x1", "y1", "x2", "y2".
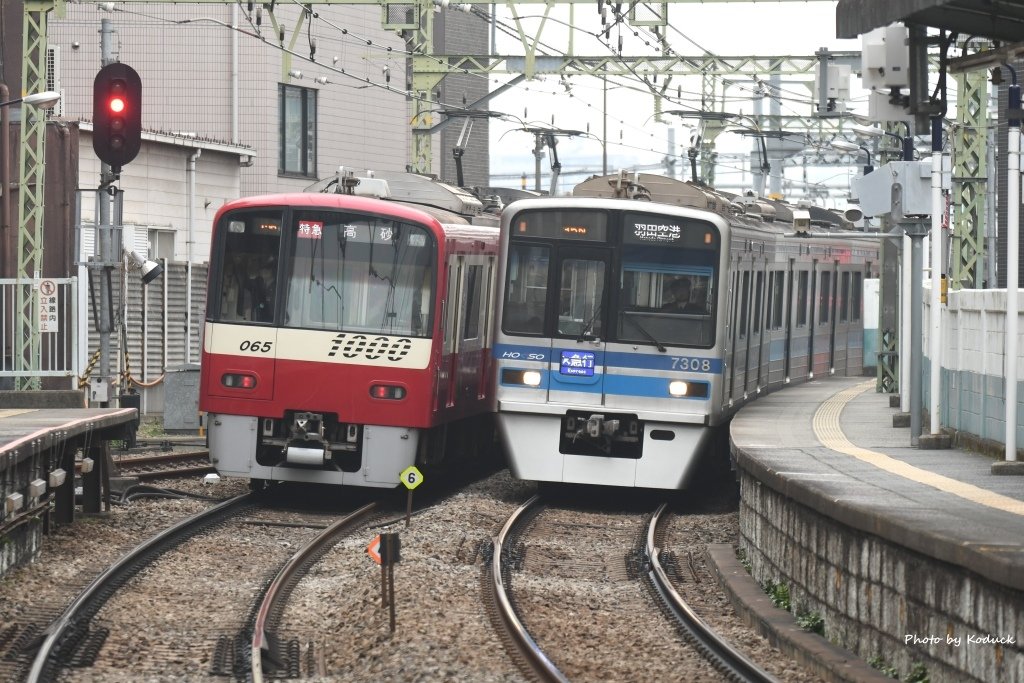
[
  {"x1": 576, "y1": 306, "x2": 602, "y2": 342},
  {"x1": 622, "y1": 313, "x2": 666, "y2": 353}
]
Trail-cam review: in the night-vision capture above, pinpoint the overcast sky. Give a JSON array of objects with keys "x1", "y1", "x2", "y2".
[{"x1": 484, "y1": 1, "x2": 867, "y2": 196}]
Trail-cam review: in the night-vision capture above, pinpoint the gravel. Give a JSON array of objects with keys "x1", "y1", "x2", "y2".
[{"x1": 0, "y1": 460, "x2": 829, "y2": 682}]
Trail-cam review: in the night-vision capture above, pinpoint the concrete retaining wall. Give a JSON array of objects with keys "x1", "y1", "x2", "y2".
[{"x1": 739, "y1": 471, "x2": 1024, "y2": 683}]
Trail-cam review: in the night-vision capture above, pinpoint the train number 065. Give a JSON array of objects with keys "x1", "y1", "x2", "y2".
[
  {"x1": 672, "y1": 356, "x2": 711, "y2": 372},
  {"x1": 239, "y1": 340, "x2": 272, "y2": 353}
]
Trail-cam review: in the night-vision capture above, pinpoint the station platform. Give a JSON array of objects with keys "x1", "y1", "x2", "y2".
[
  {"x1": 0, "y1": 400, "x2": 137, "y2": 577},
  {"x1": 728, "y1": 376, "x2": 1024, "y2": 683}
]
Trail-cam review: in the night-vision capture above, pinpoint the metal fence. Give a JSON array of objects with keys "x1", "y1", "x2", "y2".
[{"x1": 0, "y1": 278, "x2": 79, "y2": 385}]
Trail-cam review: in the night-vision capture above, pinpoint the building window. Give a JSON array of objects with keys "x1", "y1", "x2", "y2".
[
  {"x1": 149, "y1": 229, "x2": 175, "y2": 261},
  {"x1": 279, "y1": 84, "x2": 317, "y2": 177}
]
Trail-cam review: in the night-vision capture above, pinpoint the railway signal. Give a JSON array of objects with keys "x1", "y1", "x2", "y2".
[{"x1": 93, "y1": 62, "x2": 142, "y2": 173}]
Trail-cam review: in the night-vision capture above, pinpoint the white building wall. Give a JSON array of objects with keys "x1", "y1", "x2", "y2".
[
  {"x1": 49, "y1": 3, "x2": 410, "y2": 205},
  {"x1": 78, "y1": 132, "x2": 242, "y2": 263}
]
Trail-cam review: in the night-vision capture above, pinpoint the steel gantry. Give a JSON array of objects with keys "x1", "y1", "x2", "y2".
[
  {"x1": 14, "y1": 1, "x2": 52, "y2": 389},
  {"x1": 951, "y1": 49, "x2": 989, "y2": 289}
]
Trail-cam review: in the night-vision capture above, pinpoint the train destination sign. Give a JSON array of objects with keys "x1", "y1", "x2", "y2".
[{"x1": 560, "y1": 350, "x2": 596, "y2": 376}]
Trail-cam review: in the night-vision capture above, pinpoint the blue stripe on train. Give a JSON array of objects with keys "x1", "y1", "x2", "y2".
[
  {"x1": 500, "y1": 369, "x2": 711, "y2": 400},
  {"x1": 493, "y1": 343, "x2": 723, "y2": 374}
]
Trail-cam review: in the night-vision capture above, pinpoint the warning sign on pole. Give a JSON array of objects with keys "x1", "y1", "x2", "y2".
[
  {"x1": 367, "y1": 534, "x2": 382, "y2": 565},
  {"x1": 38, "y1": 279, "x2": 59, "y2": 333}
]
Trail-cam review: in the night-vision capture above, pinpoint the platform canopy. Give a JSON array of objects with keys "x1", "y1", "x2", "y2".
[{"x1": 836, "y1": 0, "x2": 1024, "y2": 42}]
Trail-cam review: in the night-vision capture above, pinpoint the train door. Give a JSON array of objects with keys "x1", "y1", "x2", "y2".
[
  {"x1": 808, "y1": 259, "x2": 819, "y2": 378},
  {"x1": 834, "y1": 267, "x2": 851, "y2": 375},
  {"x1": 546, "y1": 247, "x2": 610, "y2": 406},
  {"x1": 442, "y1": 256, "x2": 461, "y2": 409},
  {"x1": 827, "y1": 261, "x2": 839, "y2": 373},
  {"x1": 455, "y1": 257, "x2": 489, "y2": 408},
  {"x1": 783, "y1": 260, "x2": 795, "y2": 382}
]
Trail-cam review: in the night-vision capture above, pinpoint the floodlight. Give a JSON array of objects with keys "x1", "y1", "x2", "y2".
[{"x1": 125, "y1": 250, "x2": 163, "y2": 285}]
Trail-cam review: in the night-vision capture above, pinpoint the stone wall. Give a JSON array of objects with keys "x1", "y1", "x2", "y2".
[{"x1": 738, "y1": 471, "x2": 1024, "y2": 683}]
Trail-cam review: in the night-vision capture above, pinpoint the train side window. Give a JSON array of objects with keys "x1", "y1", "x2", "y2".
[
  {"x1": 753, "y1": 271, "x2": 764, "y2": 333},
  {"x1": 851, "y1": 272, "x2": 863, "y2": 321},
  {"x1": 796, "y1": 271, "x2": 809, "y2": 327},
  {"x1": 768, "y1": 271, "x2": 784, "y2": 330},
  {"x1": 739, "y1": 270, "x2": 750, "y2": 338},
  {"x1": 463, "y1": 264, "x2": 483, "y2": 340},
  {"x1": 818, "y1": 271, "x2": 832, "y2": 324},
  {"x1": 840, "y1": 271, "x2": 851, "y2": 322}
]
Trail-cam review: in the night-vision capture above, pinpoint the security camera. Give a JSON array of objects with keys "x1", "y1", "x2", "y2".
[{"x1": 125, "y1": 250, "x2": 164, "y2": 285}]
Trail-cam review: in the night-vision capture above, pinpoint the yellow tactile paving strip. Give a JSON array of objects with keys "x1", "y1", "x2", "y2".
[
  {"x1": 812, "y1": 380, "x2": 1024, "y2": 516},
  {"x1": 0, "y1": 409, "x2": 36, "y2": 419}
]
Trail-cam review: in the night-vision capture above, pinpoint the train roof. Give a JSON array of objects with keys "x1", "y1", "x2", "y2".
[
  {"x1": 304, "y1": 168, "x2": 500, "y2": 227},
  {"x1": 572, "y1": 172, "x2": 858, "y2": 233},
  {"x1": 217, "y1": 192, "x2": 461, "y2": 231}
]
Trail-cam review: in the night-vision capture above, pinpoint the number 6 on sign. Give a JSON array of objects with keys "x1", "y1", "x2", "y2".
[
  {"x1": 399, "y1": 466, "x2": 423, "y2": 528},
  {"x1": 400, "y1": 465, "x2": 423, "y2": 490}
]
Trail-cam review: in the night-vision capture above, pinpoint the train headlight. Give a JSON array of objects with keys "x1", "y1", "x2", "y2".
[
  {"x1": 668, "y1": 381, "x2": 710, "y2": 398},
  {"x1": 501, "y1": 369, "x2": 542, "y2": 387}
]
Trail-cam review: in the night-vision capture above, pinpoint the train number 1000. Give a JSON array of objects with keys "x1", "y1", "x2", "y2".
[{"x1": 672, "y1": 356, "x2": 711, "y2": 372}]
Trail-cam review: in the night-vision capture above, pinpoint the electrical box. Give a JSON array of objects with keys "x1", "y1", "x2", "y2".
[
  {"x1": 164, "y1": 363, "x2": 201, "y2": 433},
  {"x1": 861, "y1": 24, "x2": 909, "y2": 90},
  {"x1": 851, "y1": 161, "x2": 932, "y2": 217},
  {"x1": 89, "y1": 377, "x2": 108, "y2": 404},
  {"x1": 827, "y1": 64, "x2": 851, "y2": 100}
]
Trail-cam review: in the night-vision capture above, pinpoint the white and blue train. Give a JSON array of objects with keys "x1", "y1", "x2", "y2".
[{"x1": 492, "y1": 173, "x2": 878, "y2": 489}]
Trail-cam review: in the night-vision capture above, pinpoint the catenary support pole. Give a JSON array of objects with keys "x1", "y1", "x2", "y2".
[
  {"x1": 929, "y1": 117, "x2": 944, "y2": 435},
  {"x1": 1006, "y1": 77, "x2": 1020, "y2": 461}
]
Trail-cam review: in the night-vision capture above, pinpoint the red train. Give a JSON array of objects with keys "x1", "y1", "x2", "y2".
[{"x1": 200, "y1": 179, "x2": 499, "y2": 488}]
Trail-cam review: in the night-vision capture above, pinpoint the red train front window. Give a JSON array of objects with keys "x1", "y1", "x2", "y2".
[{"x1": 283, "y1": 211, "x2": 436, "y2": 337}]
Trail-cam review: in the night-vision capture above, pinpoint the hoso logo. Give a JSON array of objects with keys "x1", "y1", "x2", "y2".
[{"x1": 328, "y1": 334, "x2": 412, "y2": 362}]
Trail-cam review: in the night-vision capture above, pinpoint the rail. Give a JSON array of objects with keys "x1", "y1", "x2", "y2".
[
  {"x1": 490, "y1": 494, "x2": 569, "y2": 683},
  {"x1": 26, "y1": 494, "x2": 252, "y2": 682},
  {"x1": 251, "y1": 501, "x2": 379, "y2": 682},
  {"x1": 646, "y1": 504, "x2": 778, "y2": 683}
]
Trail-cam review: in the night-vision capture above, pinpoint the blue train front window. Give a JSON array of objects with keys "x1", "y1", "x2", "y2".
[
  {"x1": 502, "y1": 244, "x2": 550, "y2": 335},
  {"x1": 617, "y1": 212, "x2": 719, "y2": 348},
  {"x1": 557, "y1": 259, "x2": 605, "y2": 338}
]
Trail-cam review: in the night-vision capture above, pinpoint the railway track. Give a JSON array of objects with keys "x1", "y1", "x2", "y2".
[
  {"x1": 490, "y1": 495, "x2": 779, "y2": 682},
  {"x1": 21, "y1": 492, "x2": 385, "y2": 682},
  {"x1": 25, "y1": 494, "x2": 255, "y2": 682},
  {"x1": 112, "y1": 449, "x2": 215, "y2": 481}
]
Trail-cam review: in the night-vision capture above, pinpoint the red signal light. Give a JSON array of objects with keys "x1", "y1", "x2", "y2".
[{"x1": 92, "y1": 62, "x2": 142, "y2": 172}]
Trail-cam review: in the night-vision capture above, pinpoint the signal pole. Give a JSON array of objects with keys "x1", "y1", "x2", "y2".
[{"x1": 97, "y1": 18, "x2": 116, "y2": 407}]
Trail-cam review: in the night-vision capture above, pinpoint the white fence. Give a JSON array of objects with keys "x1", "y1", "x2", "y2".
[
  {"x1": 0, "y1": 278, "x2": 79, "y2": 385},
  {"x1": 926, "y1": 286, "x2": 1023, "y2": 447}
]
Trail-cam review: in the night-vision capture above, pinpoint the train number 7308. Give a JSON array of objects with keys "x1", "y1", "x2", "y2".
[{"x1": 671, "y1": 356, "x2": 711, "y2": 372}]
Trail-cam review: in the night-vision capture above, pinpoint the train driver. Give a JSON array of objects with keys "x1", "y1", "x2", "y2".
[{"x1": 661, "y1": 278, "x2": 703, "y2": 314}]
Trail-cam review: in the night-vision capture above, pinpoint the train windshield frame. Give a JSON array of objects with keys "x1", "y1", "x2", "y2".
[
  {"x1": 502, "y1": 208, "x2": 720, "y2": 349},
  {"x1": 209, "y1": 207, "x2": 437, "y2": 338}
]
